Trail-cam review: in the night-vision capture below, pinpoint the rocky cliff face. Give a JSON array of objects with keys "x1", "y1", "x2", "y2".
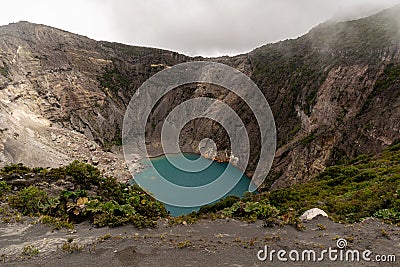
[
  {"x1": 0, "y1": 22, "x2": 188, "y2": 181},
  {"x1": 248, "y1": 6, "x2": 400, "y2": 188},
  {"x1": 0, "y1": 5, "x2": 399, "y2": 189}
]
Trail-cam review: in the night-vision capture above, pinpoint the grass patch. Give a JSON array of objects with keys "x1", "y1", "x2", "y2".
[{"x1": 21, "y1": 245, "x2": 39, "y2": 258}]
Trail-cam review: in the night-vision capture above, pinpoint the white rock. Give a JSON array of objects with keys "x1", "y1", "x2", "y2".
[{"x1": 299, "y1": 208, "x2": 328, "y2": 221}]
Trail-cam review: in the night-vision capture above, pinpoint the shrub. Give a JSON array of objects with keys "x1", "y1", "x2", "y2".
[
  {"x1": 21, "y1": 245, "x2": 39, "y2": 257},
  {"x1": 198, "y1": 195, "x2": 240, "y2": 214},
  {"x1": 0, "y1": 164, "x2": 32, "y2": 175},
  {"x1": 97, "y1": 66, "x2": 129, "y2": 94},
  {"x1": 0, "y1": 181, "x2": 11, "y2": 198},
  {"x1": 62, "y1": 241, "x2": 84, "y2": 253},
  {"x1": 374, "y1": 208, "x2": 400, "y2": 224},
  {"x1": 0, "y1": 64, "x2": 9, "y2": 78},
  {"x1": 64, "y1": 161, "x2": 102, "y2": 189},
  {"x1": 176, "y1": 240, "x2": 192, "y2": 249},
  {"x1": 40, "y1": 215, "x2": 73, "y2": 230},
  {"x1": 222, "y1": 201, "x2": 280, "y2": 223},
  {"x1": 8, "y1": 186, "x2": 49, "y2": 216}
]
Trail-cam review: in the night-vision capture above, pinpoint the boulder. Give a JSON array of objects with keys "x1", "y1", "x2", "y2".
[{"x1": 299, "y1": 208, "x2": 328, "y2": 221}]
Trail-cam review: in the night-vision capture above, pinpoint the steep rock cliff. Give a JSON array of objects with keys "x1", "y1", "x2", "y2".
[{"x1": 0, "y1": 5, "x2": 399, "y2": 188}]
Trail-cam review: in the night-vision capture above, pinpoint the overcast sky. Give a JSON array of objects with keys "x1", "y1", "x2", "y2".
[{"x1": 1, "y1": 0, "x2": 400, "y2": 57}]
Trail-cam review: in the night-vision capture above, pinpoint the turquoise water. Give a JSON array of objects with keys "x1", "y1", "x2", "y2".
[{"x1": 133, "y1": 153, "x2": 253, "y2": 216}]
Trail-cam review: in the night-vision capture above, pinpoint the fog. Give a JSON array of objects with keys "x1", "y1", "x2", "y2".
[{"x1": 1, "y1": 0, "x2": 400, "y2": 56}]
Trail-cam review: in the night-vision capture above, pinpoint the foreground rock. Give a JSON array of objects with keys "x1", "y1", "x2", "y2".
[{"x1": 299, "y1": 208, "x2": 329, "y2": 221}]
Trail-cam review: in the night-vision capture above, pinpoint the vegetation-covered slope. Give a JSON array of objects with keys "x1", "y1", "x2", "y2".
[
  {"x1": 0, "y1": 161, "x2": 167, "y2": 229},
  {"x1": 1, "y1": 141, "x2": 398, "y2": 228},
  {"x1": 193, "y1": 141, "x2": 400, "y2": 226}
]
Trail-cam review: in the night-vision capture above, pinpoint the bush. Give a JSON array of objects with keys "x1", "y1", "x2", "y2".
[
  {"x1": 374, "y1": 208, "x2": 400, "y2": 224},
  {"x1": 222, "y1": 201, "x2": 280, "y2": 223},
  {"x1": 8, "y1": 186, "x2": 49, "y2": 216},
  {"x1": 0, "y1": 164, "x2": 33, "y2": 175},
  {"x1": 40, "y1": 215, "x2": 73, "y2": 230},
  {"x1": 21, "y1": 245, "x2": 39, "y2": 257},
  {"x1": 64, "y1": 161, "x2": 102, "y2": 189},
  {"x1": 0, "y1": 181, "x2": 11, "y2": 198},
  {"x1": 198, "y1": 196, "x2": 240, "y2": 214}
]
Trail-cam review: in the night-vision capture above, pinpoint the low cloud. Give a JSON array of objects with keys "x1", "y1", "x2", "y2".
[
  {"x1": 1, "y1": 0, "x2": 400, "y2": 57},
  {"x1": 105, "y1": 0, "x2": 400, "y2": 56}
]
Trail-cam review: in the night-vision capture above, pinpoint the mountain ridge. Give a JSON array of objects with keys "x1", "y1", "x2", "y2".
[{"x1": 0, "y1": 6, "x2": 399, "y2": 189}]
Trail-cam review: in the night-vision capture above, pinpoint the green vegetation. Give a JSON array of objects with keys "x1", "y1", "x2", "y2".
[
  {"x1": 97, "y1": 234, "x2": 112, "y2": 242},
  {"x1": 198, "y1": 196, "x2": 240, "y2": 214},
  {"x1": 0, "y1": 181, "x2": 11, "y2": 198},
  {"x1": 329, "y1": 147, "x2": 351, "y2": 166},
  {"x1": 104, "y1": 129, "x2": 123, "y2": 149},
  {"x1": 250, "y1": 40, "x2": 328, "y2": 147},
  {"x1": 0, "y1": 64, "x2": 9, "y2": 78},
  {"x1": 21, "y1": 245, "x2": 39, "y2": 257},
  {"x1": 374, "y1": 64, "x2": 400, "y2": 92},
  {"x1": 300, "y1": 133, "x2": 316, "y2": 145},
  {"x1": 249, "y1": 7, "x2": 400, "y2": 148},
  {"x1": 304, "y1": 89, "x2": 319, "y2": 115},
  {"x1": 8, "y1": 186, "x2": 50, "y2": 216},
  {"x1": 0, "y1": 205, "x2": 22, "y2": 224},
  {"x1": 0, "y1": 164, "x2": 37, "y2": 175},
  {"x1": 97, "y1": 66, "x2": 129, "y2": 94},
  {"x1": 175, "y1": 142, "x2": 400, "y2": 226},
  {"x1": 40, "y1": 215, "x2": 73, "y2": 230},
  {"x1": 360, "y1": 63, "x2": 400, "y2": 114},
  {"x1": 308, "y1": 7, "x2": 400, "y2": 62},
  {"x1": 264, "y1": 170, "x2": 284, "y2": 190},
  {"x1": 287, "y1": 124, "x2": 301, "y2": 140},
  {"x1": 374, "y1": 208, "x2": 400, "y2": 223},
  {"x1": 0, "y1": 161, "x2": 167, "y2": 229},
  {"x1": 222, "y1": 201, "x2": 280, "y2": 224},
  {"x1": 175, "y1": 240, "x2": 192, "y2": 249},
  {"x1": 61, "y1": 240, "x2": 84, "y2": 253},
  {"x1": 1, "y1": 142, "x2": 399, "y2": 229}
]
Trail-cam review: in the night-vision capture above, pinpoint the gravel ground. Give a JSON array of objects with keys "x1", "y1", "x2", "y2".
[{"x1": 0, "y1": 216, "x2": 399, "y2": 266}]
